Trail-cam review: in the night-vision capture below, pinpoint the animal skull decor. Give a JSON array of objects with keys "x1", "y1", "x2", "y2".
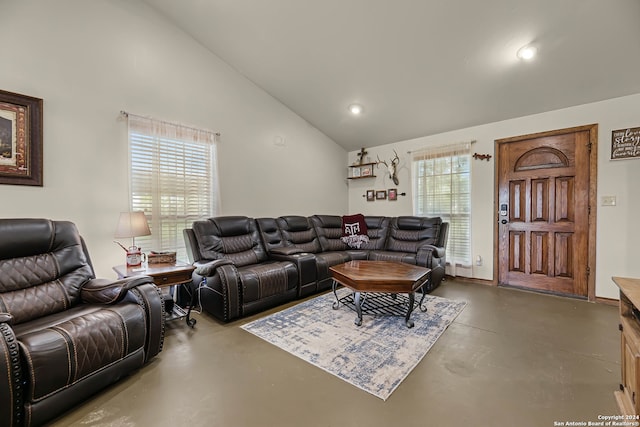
[{"x1": 377, "y1": 150, "x2": 400, "y2": 185}]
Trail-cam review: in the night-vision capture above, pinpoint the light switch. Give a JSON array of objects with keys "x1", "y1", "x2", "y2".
[{"x1": 601, "y1": 195, "x2": 617, "y2": 206}]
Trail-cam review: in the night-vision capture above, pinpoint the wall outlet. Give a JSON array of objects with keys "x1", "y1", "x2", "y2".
[{"x1": 601, "y1": 195, "x2": 617, "y2": 206}]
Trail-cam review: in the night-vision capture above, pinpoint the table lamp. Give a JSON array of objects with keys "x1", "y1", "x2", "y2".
[{"x1": 114, "y1": 211, "x2": 151, "y2": 266}]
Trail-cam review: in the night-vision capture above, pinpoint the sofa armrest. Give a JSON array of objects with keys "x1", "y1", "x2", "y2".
[
  {"x1": 0, "y1": 313, "x2": 12, "y2": 324},
  {"x1": 270, "y1": 252, "x2": 317, "y2": 295},
  {"x1": 418, "y1": 244, "x2": 445, "y2": 259},
  {"x1": 416, "y1": 244, "x2": 447, "y2": 291},
  {"x1": 128, "y1": 283, "x2": 165, "y2": 362},
  {"x1": 0, "y1": 314, "x2": 24, "y2": 427},
  {"x1": 81, "y1": 276, "x2": 155, "y2": 305},
  {"x1": 194, "y1": 259, "x2": 234, "y2": 277},
  {"x1": 81, "y1": 277, "x2": 164, "y2": 362},
  {"x1": 270, "y1": 246, "x2": 305, "y2": 256},
  {"x1": 192, "y1": 260, "x2": 242, "y2": 321}
]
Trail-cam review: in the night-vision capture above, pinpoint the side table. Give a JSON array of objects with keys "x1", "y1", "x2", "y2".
[{"x1": 113, "y1": 262, "x2": 197, "y2": 327}]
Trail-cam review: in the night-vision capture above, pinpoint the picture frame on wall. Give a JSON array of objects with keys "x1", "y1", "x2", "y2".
[
  {"x1": 361, "y1": 166, "x2": 372, "y2": 176},
  {"x1": 352, "y1": 167, "x2": 361, "y2": 178},
  {"x1": 388, "y1": 188, "x2": 397, "y2": 201},
  {"x1": 611, "y1": 127, "x2": 640, "y2": 160},
  {"x1": 0, "y1": 89, "x2": 43, "y2": 186},
  {"x1": 366, "y1": 190, "x2": 375, "y2": 201},
  {"x1": 376, "y1": 190, "x2": 387, "y2": 200}
]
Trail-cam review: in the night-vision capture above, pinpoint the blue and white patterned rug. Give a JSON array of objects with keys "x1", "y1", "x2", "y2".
[{"x1": 241, "y1": 289, "x2": 466, "y2": 400}]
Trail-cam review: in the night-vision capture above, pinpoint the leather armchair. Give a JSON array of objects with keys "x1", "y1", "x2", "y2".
[{"x1": 0, "y1": 219, "x2": 164, "y2": 427}]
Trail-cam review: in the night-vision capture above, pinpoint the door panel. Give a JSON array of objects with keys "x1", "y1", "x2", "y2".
[{"x1": 496, "y1": 125, "x2": 596, "y2": 298}]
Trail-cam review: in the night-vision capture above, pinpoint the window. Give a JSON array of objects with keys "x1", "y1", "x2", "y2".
[
  {"x1": 412, "y1": 142, "x2": 471, "y2": 269},
  {"x1": 126, "y1": 114, "x2": 219, "y2": 262}
]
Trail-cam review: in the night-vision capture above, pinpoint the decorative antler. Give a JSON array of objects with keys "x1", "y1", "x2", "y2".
[
  {"x1": 377, "y1": 150, "x2": 400, "y2": 185},
  {"x1": 391, "y1": 150, "x2": 399, "y2": 167}
]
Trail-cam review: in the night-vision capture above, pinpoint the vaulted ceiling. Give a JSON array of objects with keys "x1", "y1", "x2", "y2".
[{"x1": 143, "y1": 0, "x2": 640, "y2": 151}]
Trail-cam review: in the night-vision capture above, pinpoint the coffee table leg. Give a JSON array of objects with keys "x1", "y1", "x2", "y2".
[
  {"x1": 353, "y1": 291, "x2": 363, "y2": 326},
  {"x1": 332, "y1": 280, "x2": 340, "y2": 309},
  {"x1": 405, "y1": 292, "x2": 415, "y2": 328}
]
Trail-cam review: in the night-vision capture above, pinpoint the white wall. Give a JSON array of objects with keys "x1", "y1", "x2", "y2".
[
  {"x1": 348, "y1": 93, "x2": 640, "y2": 299},
  {"x1": 0, "y1": 0, "x2": 347, "y2": 278}
]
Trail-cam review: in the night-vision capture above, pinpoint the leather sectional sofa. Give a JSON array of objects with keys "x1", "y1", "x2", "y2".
[{"x1": 184, "y1": 215, "x2": 448, "y2": 322}]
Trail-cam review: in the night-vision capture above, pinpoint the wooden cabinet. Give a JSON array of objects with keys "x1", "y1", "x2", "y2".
[
  {"x1": 613, "y1": 277, "x2": 640, "y2": 415},
  {"x1": 348, "y1": 162, "x2": 377, "y2": 180}
]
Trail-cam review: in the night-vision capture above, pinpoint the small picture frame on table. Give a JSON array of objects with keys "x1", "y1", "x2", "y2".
[
  {"x1": 366, "y1": 190, "x2": 375, "y2": 201},
  {"x1": 376, "y1": 190, "x2": 387, "y2": 200},
  {"x1": 388, "y1": 188, "x2": 397, "y2": 201}
]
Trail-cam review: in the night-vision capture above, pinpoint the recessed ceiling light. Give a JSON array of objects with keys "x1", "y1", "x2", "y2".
[
  {"x1": 348, "y1": 104, "x2": 363, "y2": 115},
  {"x1": 517, "y1": 45, "x2": 537, "y2": 60}
]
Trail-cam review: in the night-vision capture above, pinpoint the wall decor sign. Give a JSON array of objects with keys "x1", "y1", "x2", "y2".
[
  {"x1": 611, "y1": 127, "x2": 640, "y2": 160},
  {"x1": 366, "y1": 190, "x2": 375, "y2": 202},
  {"x1": 0, "y1": 90, "x2": 43, "y2": 186}
]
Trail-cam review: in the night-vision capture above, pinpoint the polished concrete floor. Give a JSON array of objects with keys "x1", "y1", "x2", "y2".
[{"x1": 50, "y1": 280, "x2": 620, "y2": 427}]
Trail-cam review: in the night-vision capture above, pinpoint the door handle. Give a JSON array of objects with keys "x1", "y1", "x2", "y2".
[{"x1": 501, "y1": 219, "x2": 508, "y2": 224}]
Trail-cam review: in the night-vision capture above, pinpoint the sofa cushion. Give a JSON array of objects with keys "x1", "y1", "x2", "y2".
[
  {"x1": 386, "y1": 216, "x2": 442, "y2": 252},
  {"x1": 238, "y1": 261, "x2": 298, "y2": 303},
  {"x1": 15, "y1": 302, "x2": 147, "y2": 402},
  {"x1": 192, "y1": 217, "x2": 268, "y2": 267},
  {"x1": 368, "y1": 251, "x2": 417, "y2": 264},
  {"x1": 276, "y1": 216, "x2": 322, "y2": 253},
  {"x1": 310, "y1": 215, "x2": 349, "y2": 251},
  {"x1": 0, "y1": 220, "x2": 93, "y2": 325}
]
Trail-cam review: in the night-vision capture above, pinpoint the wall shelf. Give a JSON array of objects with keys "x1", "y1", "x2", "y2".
[{"x1": 348, "y1": 162, "x2": 377, "y2": 180}]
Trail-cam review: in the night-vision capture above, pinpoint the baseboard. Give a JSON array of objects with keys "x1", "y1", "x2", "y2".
[
  {"x1": 445, "y1": 275, "x2": 494, "y2": 286},
  {"x1": 595, "y1": 296, "x2": 619, "y2": 307},
  {"x1": 446, "y1": 275, "x2": 620, "y2": 306}
]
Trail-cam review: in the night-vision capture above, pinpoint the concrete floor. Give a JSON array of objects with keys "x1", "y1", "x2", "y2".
[{"x1": 50, "y1": 280, "x2": 620, "y2": 427}]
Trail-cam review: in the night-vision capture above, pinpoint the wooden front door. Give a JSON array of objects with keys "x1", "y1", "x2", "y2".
[{"x1": 495, "y1": 124, "x2": 597, "y2": 299}]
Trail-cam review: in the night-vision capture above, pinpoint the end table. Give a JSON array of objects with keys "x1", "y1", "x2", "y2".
[{"x1": 113, "y1": 262, "x2": 197, "y2": 327}]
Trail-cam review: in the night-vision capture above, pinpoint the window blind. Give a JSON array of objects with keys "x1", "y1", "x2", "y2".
[
  {"x1": 412, "y1": 142, "x2": 471, "y2": 270},
  {"x1": 127, "y1": 114, "x2": 219, "y2": 262}
]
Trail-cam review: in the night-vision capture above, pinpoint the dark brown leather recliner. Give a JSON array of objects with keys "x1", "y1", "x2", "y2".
[
  {"x1": 368, "y1": 216, "x2": 448, "y2": 291},
  {"x1": 184, "y1": 216, "x2": 298, "y2": 322},
  {"x1": 0, "y1": 219, "x2": 165, "y2": 427}
]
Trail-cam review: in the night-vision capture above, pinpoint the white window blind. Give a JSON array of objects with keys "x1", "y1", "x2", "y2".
[
  {"x1": 412, "y1": 142, "x2": 472, "y2": 271},
  {"x1": 127, "y1": 114, "x2": 219, "y2": 262}
]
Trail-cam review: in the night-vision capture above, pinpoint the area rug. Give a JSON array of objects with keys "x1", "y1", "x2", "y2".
[{"x1": 241, "y1": 289, "x2": 466, "y2": 400}]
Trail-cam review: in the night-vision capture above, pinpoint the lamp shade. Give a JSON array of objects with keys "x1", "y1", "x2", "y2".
[{"x1": 114, "y1": 211, "x2": 151, "y2": 238}]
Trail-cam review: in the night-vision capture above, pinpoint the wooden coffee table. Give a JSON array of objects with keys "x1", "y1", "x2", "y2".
[{"x1": 329, "y1": 260, "x2": 431, "y2": 328}]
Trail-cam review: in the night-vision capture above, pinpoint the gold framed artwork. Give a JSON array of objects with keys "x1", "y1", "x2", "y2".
[{"x1": 0, "y1": 89, "x2": 43, "y2": 186}]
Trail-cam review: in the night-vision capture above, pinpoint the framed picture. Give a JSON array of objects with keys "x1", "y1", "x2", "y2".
[
  {"x1": 366, "y1": 190, "x2": 375, "y2": 201},
  {"x1": 0, "y1": 90, "x2": 43, "y2": 186},
  {"x1": 388, "y1": 188, "x2": 397, "y2": 201},
  {"x1": 361, "y1": 166, "x2": 372, "y2": 176},
  {"x1": 376, "y1": 190, "x2": 387, "y2": 200},
  {"x1": 351, "y1": 167, "x2": 361, "y2": 178},
  {"x1": 611, "y1": 127, "x2": 640, "y2": 160}
]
